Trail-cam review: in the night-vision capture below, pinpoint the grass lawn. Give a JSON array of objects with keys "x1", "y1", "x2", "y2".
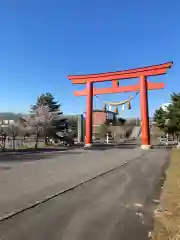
[{"x1": 153, "y1": 149, "x2": 180, "y2": 239}]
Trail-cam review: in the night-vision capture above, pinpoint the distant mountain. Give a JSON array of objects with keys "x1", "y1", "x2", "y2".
[{"x1": 0, "y1": 112, "x2": 26, "y2": 121}]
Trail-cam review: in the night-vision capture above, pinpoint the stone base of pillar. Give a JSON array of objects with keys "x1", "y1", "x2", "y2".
[
  {"x1": 141, "y1": 144, "x2": 152, "y2": 150},
  {"x1": 84, "y1": 143, "x2": 92, "y2": 148}
]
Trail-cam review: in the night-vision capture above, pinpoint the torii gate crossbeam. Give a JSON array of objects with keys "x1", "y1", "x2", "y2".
[{"x1": 68, "y1": 61, "x2": 173, "y2": 149}]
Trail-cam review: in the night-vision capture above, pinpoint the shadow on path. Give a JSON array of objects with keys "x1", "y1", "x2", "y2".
[
  {"x1": 0, "y1": 142, "x2": 138, "y2": 163},
  {"x1": 0, "y1": 148, "x2": 83, "y2": 163}
]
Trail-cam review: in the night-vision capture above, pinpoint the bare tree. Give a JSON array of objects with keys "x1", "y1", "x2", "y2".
[
  {"x1": 22, "y1": 106, "x2": 58, "y2": 149},
  {"x1": 3, "y1": 122, "x2": 24, "y2": 150},
  {"x1": 0, "y1": 129, "x2": 7, "y2": 150}
]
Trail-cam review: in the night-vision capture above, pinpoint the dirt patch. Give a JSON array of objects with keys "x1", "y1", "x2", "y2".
[{"x1": 152, "y1": 149, "x2": 180, "y2": 239}]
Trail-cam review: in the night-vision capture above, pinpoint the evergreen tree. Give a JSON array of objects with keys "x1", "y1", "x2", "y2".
[
  {"x1": 31, "y1": 93, "x2": 62, "y2": 114},
  {"x1": 168, "y1": 93, "x2": 180, "y2": 132},
  {"x1": 30, "y1": 93, "x2": 63, "y2": 144},
  {"x1": 167, "y1": 92, "x2": 180, "y2": 135},
  {"x1": 154, "y1": 92, "x2": 180, "y2": 137},
  {"x1": 154, "y1": 107, "x2": 168, "y2": 131}
]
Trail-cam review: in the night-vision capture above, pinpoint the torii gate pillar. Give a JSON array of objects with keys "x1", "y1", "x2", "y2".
[
  {"x1": 68, "y1": 61, "x2": 173, "y2": 149},
  {"x1": 140, "y1": 76, "x2": 150, "y2": 149},
  {"x1": 85, "y1": 81, "x2": 93, "y2": 147}
]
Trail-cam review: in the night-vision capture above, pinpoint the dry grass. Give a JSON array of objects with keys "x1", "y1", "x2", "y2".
[{"x1": 153, "y1": 149, "x2": 180, "y2": 240}]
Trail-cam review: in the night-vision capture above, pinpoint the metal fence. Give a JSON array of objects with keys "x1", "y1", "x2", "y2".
[{"x1": 1, "y1": 138, "x2": 45, "y2": 150}]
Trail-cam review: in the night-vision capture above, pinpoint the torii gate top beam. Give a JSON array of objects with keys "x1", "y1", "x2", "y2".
[
  {"x1": 68, "y1": 62, "x2": 173, "y2": 96},
  {"x1": 68, "y1": 62, "x2": 173, "y2": 84}
]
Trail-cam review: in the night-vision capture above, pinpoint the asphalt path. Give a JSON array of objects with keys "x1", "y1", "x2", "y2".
[
  {"x1": 0, "y1": 148, "x2": 169, "y2": 240},
  {"x1": 0, "y1": 143, "x2": 139, "y2": 219}
]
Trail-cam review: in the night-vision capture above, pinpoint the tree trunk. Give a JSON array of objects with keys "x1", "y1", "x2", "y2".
[
  {"x1": 172, "y1": 133, "x2": 175, "y2": 142},
  {"x1": 44, "y1": 137, "x2": 48, "y2": 145},
  {"x1": 2, "y1": 136, "x2": 6, "y2": 150},
  {"x1": 35, "y1": 132, "x2": 39, "y2": 149},
  {"x1": 12, "y1": 133, "x2": 17, "y2": 150},
  {"x1": 12, "y1": 137, "x2": 15, "y2": 151},
  {"x1": 3, "y1": 138, "x2": 6, "y2": 150},
  {"x1": 176, "y1": 133, "x2": 179, "y2": 141}
]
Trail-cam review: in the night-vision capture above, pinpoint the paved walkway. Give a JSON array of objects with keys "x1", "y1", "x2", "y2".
[
  {"x1": 0, "y1": 148, "x2": 170, "y2": 240},
  {"x1": 0, "y1": 147, "x2": 169, "y2": 219},
  {"x1": 0, "y1": 147, "x2": 140, "y2": 218}
]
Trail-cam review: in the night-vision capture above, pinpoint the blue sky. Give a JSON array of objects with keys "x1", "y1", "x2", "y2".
[{"x1": 0, "y1": 0, "x2": 179, "y2": 117}]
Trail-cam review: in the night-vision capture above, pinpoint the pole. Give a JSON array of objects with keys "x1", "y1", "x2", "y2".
[
  {"x1": 140, "y1": 76, "x2": 151, "y2": 149},
  {"x1": 106, "y1": 133, "x2": 109, "y2": 144},
  {"x1": 77, "y1": 114, "x2": 83, "y2": 143},
  {"x1": 85, "y1": 81, "x2": 93, "y2": 147}
]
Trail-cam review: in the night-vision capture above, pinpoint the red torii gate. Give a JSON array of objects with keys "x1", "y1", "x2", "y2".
[{"x1": 68, "y1": 62, "x2": 173, "y2": 149}]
